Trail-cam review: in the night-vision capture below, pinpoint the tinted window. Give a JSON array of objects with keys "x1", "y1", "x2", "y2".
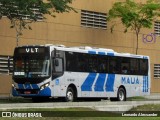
[
  {"x1": 140, "y1": 59, "x2": 148, "y2": 75},
  {"x1": 65, "y1": 51, "x2": 148, "y2": 75},
  {"x1": 121, "y1": 57, "x2": 130, "y2": 74},
  {"x1": 65, "y1": 52, "x2": 108, "y2": 73},
  {"x1": 109, "y1": 57, "x2": 121, "y2": 74},
  {"x1": 130, "y1": 58, "x2": 139, "y2": 75}
]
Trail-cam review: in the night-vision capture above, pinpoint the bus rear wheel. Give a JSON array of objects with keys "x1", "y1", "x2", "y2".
[
  {"x1": 65, "y1": 87, "x2": 75, "y2": 102},
  {"x1": 117, "y1": 87, "x2": 126, "y2": 101}
]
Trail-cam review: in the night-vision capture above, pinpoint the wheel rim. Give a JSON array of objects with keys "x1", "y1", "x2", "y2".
[
  {"x1": 67, "y1": 91, "x2": 73, "y2": 101},
  {"x1": 119, "y1": 90, "x2": 124, "y2": 101}
]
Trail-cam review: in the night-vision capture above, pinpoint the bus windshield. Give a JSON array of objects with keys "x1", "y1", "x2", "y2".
[
  {"x1": 13, "y1": 47, "x2": 50, "y2": 79},
  {"x1": 14, "y1": 57, "x2": 50, "y2": 78}
]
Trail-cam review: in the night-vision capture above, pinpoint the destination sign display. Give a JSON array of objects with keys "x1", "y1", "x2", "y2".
[{"x1": 16, "y1": 47, "x2": 47, "y2": 54}]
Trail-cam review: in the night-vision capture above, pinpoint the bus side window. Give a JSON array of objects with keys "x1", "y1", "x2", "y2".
[
  {"x1": 130, "y1": 59, "x2": 139, "y2": 75},
  {"x1": 121, "y1": 57, "x2": 130, "y2": 74},
  {"x1": 140, "y1": 59, "x2": 148, "y2": 75},
  {"x1": 98, "y1": 56, "x2": 106, "y2": 73},
  {"x1": 109, "y1": 57, "x2": 120, "y2": 74}
]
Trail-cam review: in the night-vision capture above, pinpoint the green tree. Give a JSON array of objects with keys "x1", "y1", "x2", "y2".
[
  {"x1": 0, "y1": 0, "x2": 75, "y2": 46},
  {"x1": 108, "y1": 0, "x2": 160, "y2": 54}
]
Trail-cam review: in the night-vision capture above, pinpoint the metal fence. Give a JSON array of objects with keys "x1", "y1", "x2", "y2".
[{"x1": 0, "y1": 55, "x2": 13, "y2": 75}]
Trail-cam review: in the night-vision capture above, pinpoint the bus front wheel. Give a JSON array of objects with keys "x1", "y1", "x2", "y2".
[{"x1": 65, "y1": 87, "x2": 75, "y2": 102}]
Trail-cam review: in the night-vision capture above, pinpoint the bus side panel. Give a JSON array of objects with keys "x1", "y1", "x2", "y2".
[
  {"x1": 51, "y1": 72, "x2": 116, "y2": 98},
  {"x1": 51, "y1": 72, "x2": 150, "y2": 98}
]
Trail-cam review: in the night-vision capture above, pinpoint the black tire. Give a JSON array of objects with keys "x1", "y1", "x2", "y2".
[
  {"x1": 117, "y1": 87, "x2": 126, "y2": 101},
  {"x1": 65, "y1": 87, "x2": 75, "y2": 102}
]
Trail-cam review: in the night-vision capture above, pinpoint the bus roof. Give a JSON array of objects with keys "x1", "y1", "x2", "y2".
[{"x1": 17, "y1": 44, "x2": 149, "y2": 59}]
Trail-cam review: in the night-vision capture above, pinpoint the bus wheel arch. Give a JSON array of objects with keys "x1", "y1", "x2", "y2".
[
  {"x1": 117, "y1": 85, "x2": 126, "y2": 101},
  {"x1": 65, "y1": 84, "x2": 77, "y2": 102}
]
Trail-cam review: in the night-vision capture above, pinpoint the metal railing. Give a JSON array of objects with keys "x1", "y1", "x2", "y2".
[{"x1": 0, "y1": 55, "x2": 13, "y2": 75}]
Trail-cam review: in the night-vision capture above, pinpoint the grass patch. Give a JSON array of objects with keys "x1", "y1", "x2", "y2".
[
  {"x1": 127, "y1": 96, "x2": 147, "y2": 101},
  {"x1": 130, "y1": 104, "x2": 160, "y2": 111}
]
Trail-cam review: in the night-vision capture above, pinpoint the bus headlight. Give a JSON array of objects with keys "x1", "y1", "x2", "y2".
[
  {"x1": 12, "y1": 84, "x2": 16, "y2": 89},
  {"x1": 40, "y1": 82, "x2": 50, "y2": 90}
]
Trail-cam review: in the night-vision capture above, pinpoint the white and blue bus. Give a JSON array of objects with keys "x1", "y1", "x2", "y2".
[{"x1": 12, "y1": 44, "x2": 150, "y2": 101}]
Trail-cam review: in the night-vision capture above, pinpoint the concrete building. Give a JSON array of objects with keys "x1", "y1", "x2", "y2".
[{"x1": 0, "y1": 0, "x2": 160, "y2": 96}]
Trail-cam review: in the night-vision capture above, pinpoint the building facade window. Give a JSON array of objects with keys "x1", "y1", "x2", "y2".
[
  {"x1": 81, "y1": 10, "x2": 107, "y2": 29},
  {"x1": 0, "y1": 55, "x2": 13, "y2": 75},
  {"x1": 154, "y1": 64, "x2": 160, "y2": 78},
  {"x1": 154, "y1": 21, "x2": 160, "y2": 36},
  {"x1": 0, "y1": 3, "x2": 43, "y2": 21},
  {"x1": 22, "y1": 7, "x2": 43, "y2": 21}
]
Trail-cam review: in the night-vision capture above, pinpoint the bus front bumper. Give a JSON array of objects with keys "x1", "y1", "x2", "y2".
[{"x1": 12, "y1": 87, "x2": 51, "y2": 97}]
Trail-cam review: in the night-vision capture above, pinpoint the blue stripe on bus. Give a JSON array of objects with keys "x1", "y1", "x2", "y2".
[
  {"x1": 88, "y1": 51, "x2": 96, "y2": 54},
  {"x1": 143, "y1": 76, "x2": 149, "y2": 92},
  {"x1": 39, "y1": 87, "x2": 51, "y2": 96},
  {"x1": 94, "y1": 74, "x2": 106, "y2": 92},
  {"x1": 145, "y1": 76, "x2": 147, "y2": 92},
  {"x1": 105, "y1": 74, "x2": 115, "y2": 92},
  {"x1": 98, "y1": 52, "x2": 105, "y2": 55},
  {"x1": 144, "y1": 76, "x2": 145, "y2": 92},
  {"x1": 32, "y1": 84, "x2": 39, "y2": 89},
  {"x1": 145, "y1": 76, "x2": 148, "y2": 92},
  {"x1": 143, "y1": 76, "x2": 146, "y2": 92},
  {"x1": 18, "y1": 84, "x2": 39, "y2": 89},
  {"x1": 18, "y1": 84, "x2": 24, "y2": 89},
  {"x1": 24, "y1": 83, "x2": 32, "y2": 89},
  {"x1": 107, "y1": 52, "x2": 114, "y2": 56},
  {"x1": 146, "y1": 76, "x2": 149, "y2": 92},
  {"x1": 142, "y1": 76, "x2": 144, "y2": 92},
  {"x1": 12, "y1": 88, "x2": 18, "y2": 96},
  {"x1": 81, "y1": 73, "x2": 97, "y2": 91},
  {"x1": 146, "y1": 76, "x2": 148, "y2": 92}
]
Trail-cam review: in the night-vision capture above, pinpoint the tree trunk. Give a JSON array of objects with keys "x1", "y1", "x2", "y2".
[
  {"x1": 16, "y1": 32, "x2": 19, "y2": 46},
  {"x1": 136, "y1": 33, "x2": 138, "y2": 55}
]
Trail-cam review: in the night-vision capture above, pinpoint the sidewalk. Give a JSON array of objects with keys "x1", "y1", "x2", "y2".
[{"x1": 0, "y1": 94, "x2": 159, "y2": 112}]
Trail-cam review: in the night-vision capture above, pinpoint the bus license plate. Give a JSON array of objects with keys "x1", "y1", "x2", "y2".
[{"x1": 24, "y1": 91, "x2": 31, "y2": 94}]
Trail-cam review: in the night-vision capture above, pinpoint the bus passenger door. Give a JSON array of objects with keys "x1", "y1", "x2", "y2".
[{"x1": 52, "y1": 58, "x2": 64, "y2": 79}]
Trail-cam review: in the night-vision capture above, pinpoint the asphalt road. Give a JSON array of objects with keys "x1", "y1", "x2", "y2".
[
  {"x1": 0, "y1": 100, "x2": 160, "y2": 111},
  {"x1": 0, "y1": 94, "x2": 160, "y2": 111}
]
